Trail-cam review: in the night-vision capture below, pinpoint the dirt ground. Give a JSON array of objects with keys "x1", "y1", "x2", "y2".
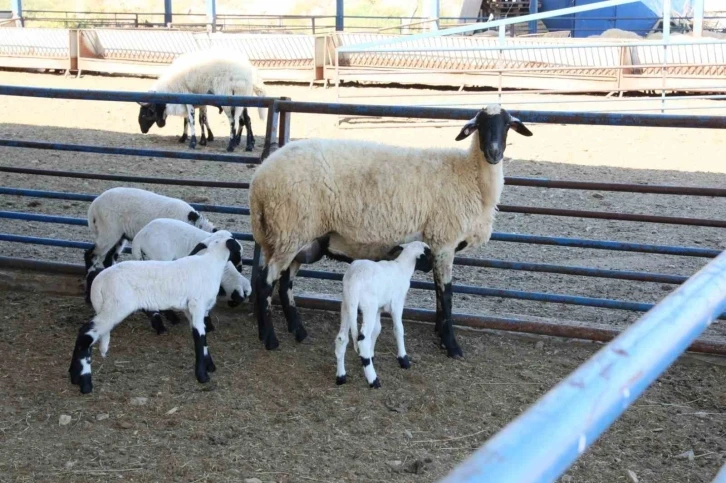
[{"x1": 1, "y1": 70, "x2": 726, "y2": 482}]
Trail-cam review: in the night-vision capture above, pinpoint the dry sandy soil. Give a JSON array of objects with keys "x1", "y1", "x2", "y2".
[{"x1": 1, "y1": 70, "x2": 726, "y2": 482}]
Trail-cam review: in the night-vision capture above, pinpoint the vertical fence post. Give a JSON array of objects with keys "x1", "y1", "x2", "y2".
[
  {"x1": 261, "y1": 100, "x2": 280, "y2": 161},
  {"x1": 206, "y1": 0, "x2": 216, "y2": 32},
  {"x1": 661, "y1": 0, "x2": 671, "y2": 113},
  {"x1": 278, "y1": 97, "x2": 291, "y2": 148},
  {"x1": 164, "y1": 0, "x2": 172, "y2": 26},
  {"x1": 336, "y1": 0, "x2": 344, "y2": 31},
  {"x1": 311, "y1": 16, "x2": 316, "y2": 35},
  {"x1": 529, "y1": 0, "x2": 538, "y2": 34},
  {"x1": 692, "y1": 0, "x2": 704, "y2": 37},
  {"x1": 11, "y1": 0, "x2": 23, "y2": 26}
]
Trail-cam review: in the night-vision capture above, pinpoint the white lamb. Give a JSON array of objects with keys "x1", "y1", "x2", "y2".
[
  {"x1": 69, "y1": 231, "x2": 242, "y2": 394},
  {"x1": 336, "y1": 241, "x2": 433, "y2": 388},
  {"x1": 137, "y1": 48, "x2": 267, "y2": 152},
  {"x1": 84, "y1": 187, "x2": 215, "y2": 301},
  {"x1": 131, "y1": 218, "x2": 252, "y2": 334},
  {"x1": 249, "y1": 105, "x2": 533, "y2": 358}
]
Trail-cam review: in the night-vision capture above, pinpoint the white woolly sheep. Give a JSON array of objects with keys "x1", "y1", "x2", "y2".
[
  {"x1": 137, "y1": 48, "x2": 267, "y2": 152},
  {"x1": 131, "y1": 218, "x2": 252, "y2": 334},
  {"x1": 336, "y1": 241, "x2": 433, "y2": 388},
  {"x1": 249, "y1": 105, "x2": 532, "y2": 358},
  {"x1": 69, "y1": 230, "x2": 242, "y2": 394},
  {"x1": 83, "y1": 187, "x2": 215, "y2": 300}
]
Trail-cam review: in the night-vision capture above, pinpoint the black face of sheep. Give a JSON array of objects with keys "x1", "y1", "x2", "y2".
[
  {"x1": 226, "y1": 239, "x2": 242, "y2": 267},
  {"x1": 455, "y1": 106, "x2": 533, "y2": 165},
  {"x1": 415, "y1": 246, "x2": 434, "y2": 273},
  {"x1": 137, "y1": 102, "x2": 167, "y2": 133}
]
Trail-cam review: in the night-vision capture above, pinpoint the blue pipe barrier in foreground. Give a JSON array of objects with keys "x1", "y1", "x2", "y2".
[
  {"x1": 713, "y1": 463, "x2": 726, "y2": 483},
  {"x1": 440, "y1": 250, "x2": 726, "y2": 483},
  {"x1": 6, "y1": 231, "x2": 725, "y2": 319},
  {"x1": 0, "y1": 210, "x2": 718, "y2": 258},
  {"x1": 0, "y1": 140, "x2": 259, "y2": 164}
]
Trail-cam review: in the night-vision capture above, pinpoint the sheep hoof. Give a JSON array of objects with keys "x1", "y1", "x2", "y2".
[
  {"x1": 226, "y1": 144, "x2": 235, "y2": 152},
  {"x1": 336, "y1": 375, "x2": 347, "y2": 385},
  {"x1": 188, "y1": 136, "x2": 197, "y2": 149},
  {"x1": 207, "y1": 134, "x2": 215, "y2": 142},
  {"x1": 245, "y1": 143, "x2": 254, "y2": 152},
  {"x1": 195, "y1": 370, "x2": 210, "y2": 384},
  {"x1": 79, "y1": 375, "x2": 93, "y2": 394},
  {"x1": 204, "y1": 319, "x2": 215, "y2": 333},
  {"x1": 264, "y1": 335, "x2": 280, "y2": 351},
  {"x1": 164, "y1": 311, "x2": 181, "y2": 325},
  {"x1": 69, "y1": 363, "x2": 81, "y2": 385},
  {"x1": 199, "y1": 136, "x2": 207, "y2": 146},
  {"x1": 369, "y1": 378, "x2": 381, "y2": 389},
  {"x1": 293, "y1": 325, "x2": 308, "y2": 343},
  {"x1": 178, "y1": 134, "x2": 188, "y2": 143},
  {"x1": 446, "y1": 344, "x2": 464, "y2": 359},
  {"x1": 398, "y1": 355, "x2": 411, "y2": 369}
]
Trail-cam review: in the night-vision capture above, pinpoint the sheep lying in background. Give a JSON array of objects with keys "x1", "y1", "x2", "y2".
[
  {"x1": 69, "y1": 231, "x2": 242, "y2": 394},
  {"x1": 84, "y1": 187, "x2": 215, "y2": 301},
  {"x1": 137, "y1": 48, "x2": 267, "y2": 152},
  {"x1": 131, "y1": 218, "x2": 251, "y2": 334},
  {"x1": 336, "y1": 241, "x2": 433, "y2": 388},
  {"x1": 249, "y1": 105, "x2": 532, "y2": 358}
]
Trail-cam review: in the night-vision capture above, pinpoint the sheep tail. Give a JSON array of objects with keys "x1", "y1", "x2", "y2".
[
  {"x1": 342, "y1": 292, "x2": 360, "y2": 354},
  {"x1": 252, "y1": 75, "x2": 267, "y2": 121}
]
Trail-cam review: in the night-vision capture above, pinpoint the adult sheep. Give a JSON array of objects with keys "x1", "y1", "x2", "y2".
[
  {"x1": 249, "y1": 105, "x2": 533, "y2": 358},
  {"x1": 137, "y1": 48, "x2": 267, "y2": 152}
]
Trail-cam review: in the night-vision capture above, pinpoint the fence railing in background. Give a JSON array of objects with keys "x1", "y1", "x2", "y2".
[
  {"x1": 441, "y1": 249, "x2": 726, "y2": 482},
  {"x1": 0, "y1": 85, "x2": 725, "y2": 358}
]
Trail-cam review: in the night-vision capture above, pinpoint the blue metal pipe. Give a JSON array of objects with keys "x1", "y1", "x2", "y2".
[
  {"x1": 0, "y1": 85, "x2": 273, "y2": 107},
  {"x1": 0, "y1": 139, "x2": 259, "y2": 164},
  {"x1": 11, "y1": 0, "x2": 22, "y2": 17},
  {"x1": 164, "y1": 0, "x2": 172, "y2": 25},
  {"x1": 714, "y1": 464, "x2": 726, "y2": 483},
  {"x1": 0, "y1": 210, "x2": 717, "y2": 258},
  {"x1": 276, "y1": 101, "x2": 726, "y2": 129},
  {"x1": 336, "y1": 0, "x2": 344, "y2": 31},
  {"x1": 206, "y1": 0, "x2": 215, "y2": 31},
  {"x1": 441, "y1": 250, "x2": 726, "y2": 483}
]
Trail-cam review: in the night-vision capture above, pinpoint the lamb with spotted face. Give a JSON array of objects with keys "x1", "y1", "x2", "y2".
[
  {"x1": 69, "y1": 231, "x2": 242, "y2": 394},
  {"x1": 336, "y1": 241, "x2": 434, "y2": 388},
  {"x1": 249, "y1": 104, "x2": 533, "y2": 359}
]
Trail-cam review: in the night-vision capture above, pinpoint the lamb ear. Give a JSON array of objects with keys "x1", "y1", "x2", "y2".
[
  {"x1": 455, "y1": 117, "x2": 478, "y2": 141},
  {"x1": 387, "y1": 245, "x2": 404, "y2": 258},
  {"x1": 189, "y1": 243, "x2": 207, "y2": 256}
]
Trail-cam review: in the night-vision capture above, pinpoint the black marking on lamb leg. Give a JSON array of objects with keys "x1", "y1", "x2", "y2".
[
  {"x1": 255, "y1": 266, "x2": 279, "y2": 350},
  {"x1": 398, "y1": 355, "x2": 411, "y2": 369},
  {"x1": 360, "y1": 357, "x2": 371, "y2": 367},
  {"x1": 336, "y1": 375, "x2": 347, "y2": 385},
  {"x1": 369, "y1": 378, "x2": 381, "y2": 389},
  {"x1": 218, "y1": 286, "x2": 227, "y2": 297},
  {"x1": 357, "y1": 333, "x2": 365, "y2": 341},
  {"x1": 85, "y1": 268, "x2": 103, "y2": 304},
  {"x1": 143, "y1": 310, "x2": 167, "y2": 335},
  {"x1": 204, "y1": 315, "x2": 215, "y2": 333},
  {"x1": 162, "y1": 310, "x2": 181, "y2": 325},
  {"x1": 279, "y1": 268, "x2": 307, "y2": 342},
  {"x1": 228, "y1": 289, "x2": 244, "y2": 308},
  {"x1": 69, "y1": 322, "x2": 94, "y2": 394},
  {"x1": 83, "y1": 245, "x2": 95, "y2": 272},
  {"x1": 192, "y1": 328, "x2": 209, "y2": 384}
]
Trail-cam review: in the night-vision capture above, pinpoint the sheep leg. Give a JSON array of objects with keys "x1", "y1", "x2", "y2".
[
  {"x1": 434, "y1": 255, "x2": 463, "y2": 359},
  {"x1": 335, "y1": 293, "x2": 355, "y2": 385},
  {"x1": 204, "y1": 313, "x2": 215, "y2": 334},
  {"x1": 358, "y1": 306, "x2": 380, "y2": 388},
  {"x1": 234, "y1": 110, "x2": 243, "y2": 147},
  {"x1": 185, "y1": 105, "x2": 197, "y2": 149},
  {"x1": 254, "y1": 264, "x2": 280, "y2": 350},
  {"x1": 69, "y1": 314, "x2": 122, "y2": 394},
  {"x1": 279, "y1": 260, "x2": 308, "y2": 343},
  {"x1": 189, "y1": 303, "x2": 213, "y2": 383},
  {"x1": 84, "y1": 235, "x2": 125, "y2": 303},
  {"x1": 242, "y1": 107, "x2": 255, "y2": 152},
  {"x1": 391, "y1": 301, "x2": 410, "y2": 369},
  {"x1": 204, "y1": 109, "x2": 214, "y2": 142},
  {"x1": 198, "y1": 107, "x2": 208, "y2": 146},
  {"x1": 225, "y1": 107, "x2": 237, "y2": 152},
  {"x1": 179, "y1": 117, "x2": 189, "y2": 143},
  {"x1": 162, "y1": 310, "x2": 181, "y2": 325},
  {"x1": 142, "y1": 309, "x2": 167, "y2": 335},
  {"x1": 371, "y1": 309, "x2": 382, "y2": 366}
]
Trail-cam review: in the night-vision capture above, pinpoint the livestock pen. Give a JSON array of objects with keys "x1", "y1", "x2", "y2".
[{"x1": 1, "y1": 78, "x2": 725, "y2": 482}]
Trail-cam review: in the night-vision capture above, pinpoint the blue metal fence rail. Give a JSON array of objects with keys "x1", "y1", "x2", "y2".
[{"x1": 441, "y1": 250, "x2": 726, "y2": 483}]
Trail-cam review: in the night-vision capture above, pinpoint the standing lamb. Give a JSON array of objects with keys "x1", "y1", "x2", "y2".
[
  {"x1": 249, "y1": 105, "x2": 532, "y2": 358},
  {"x1": 69, "y1": 231, "x2": 242, "y2": 394},
  {"x1": 137, "y1": 48, "x2": 267, "y2": 152},
  {"x1": 83, "y1": 187, "x2": 215, "y2": 301},
  {"x1": 131, "y1": 218, "x2": 252, "y2": 334},
  {"x1": 336, "y1": 241, "x2": 433, "y2": 388}
]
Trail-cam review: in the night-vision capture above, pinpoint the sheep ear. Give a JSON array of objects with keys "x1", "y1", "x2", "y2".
[
  {"x1": 387, "y1": 244, "x2": 404, "y2": 258},
  {"x1": 212, "y1": 228, "x2": 219, "y2": 233},
  {"x1": 455, "y1": 117, "x2": 478, "y2": 141},
  {"x1": 189, "y1": 243, "x2": 207, "y2": 256},
  {"x1": 187, "y1": 211, "x2": 200, "y2": 223},
  {"x1": 509, "y1": 116, "x2": 533, "y2": 137}
]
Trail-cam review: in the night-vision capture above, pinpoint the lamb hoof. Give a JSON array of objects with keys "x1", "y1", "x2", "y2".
[
  {"x1": 398, "y1": 355, "x2": 411, "y2": 369},
  {"x1": 69, "y1": 367, "x2": 80, "y2": 386},
  {"x1": 164, "y1": 311, "x2": 181, "y2": 325},
  {"x1": 264, "y1": 335, "x2": 280, "y2": 351},
  {"x1": 79, "y1": 376, "x2": 93, "y2": 394},
  {"x1": 178, "y1": 134, "x2": 188, "y2": 143},
  {"x1": 446, "y1": 344, "x2": 464, "y2": 359},
  {"x1": 204, "y1": 321, "x2": 216, "y2": 333},
  {"x1": 205, "y1": 357, "x2": 216, "y2": 373},
  {"x1": 293, "y1": 325, "x2": 308, "y2": 343},
  {"x1": 195, "y1": 371, "x2": 210, "y2": 384},
  {"x1": 226, "y1": 144, "x2": 235, "y2": 152},
  {"x1": 207, "y1": 134, "x2": 214, "y2": 142},
  {"x1": 369, "y1": 378, "x2": 381, "y2": 389},
  {"x1": 245, "y1": 144, "x2": 254, "y2": 152},
  {"x1": 336, "y1": 375, "x2": 347, "y2": 385},
  {"x1": 188, "y1": 136, "x2": 197, "y2": 149},
  {"x1": 199, "y1": 136, "x2": 207, "y2": 146}
]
